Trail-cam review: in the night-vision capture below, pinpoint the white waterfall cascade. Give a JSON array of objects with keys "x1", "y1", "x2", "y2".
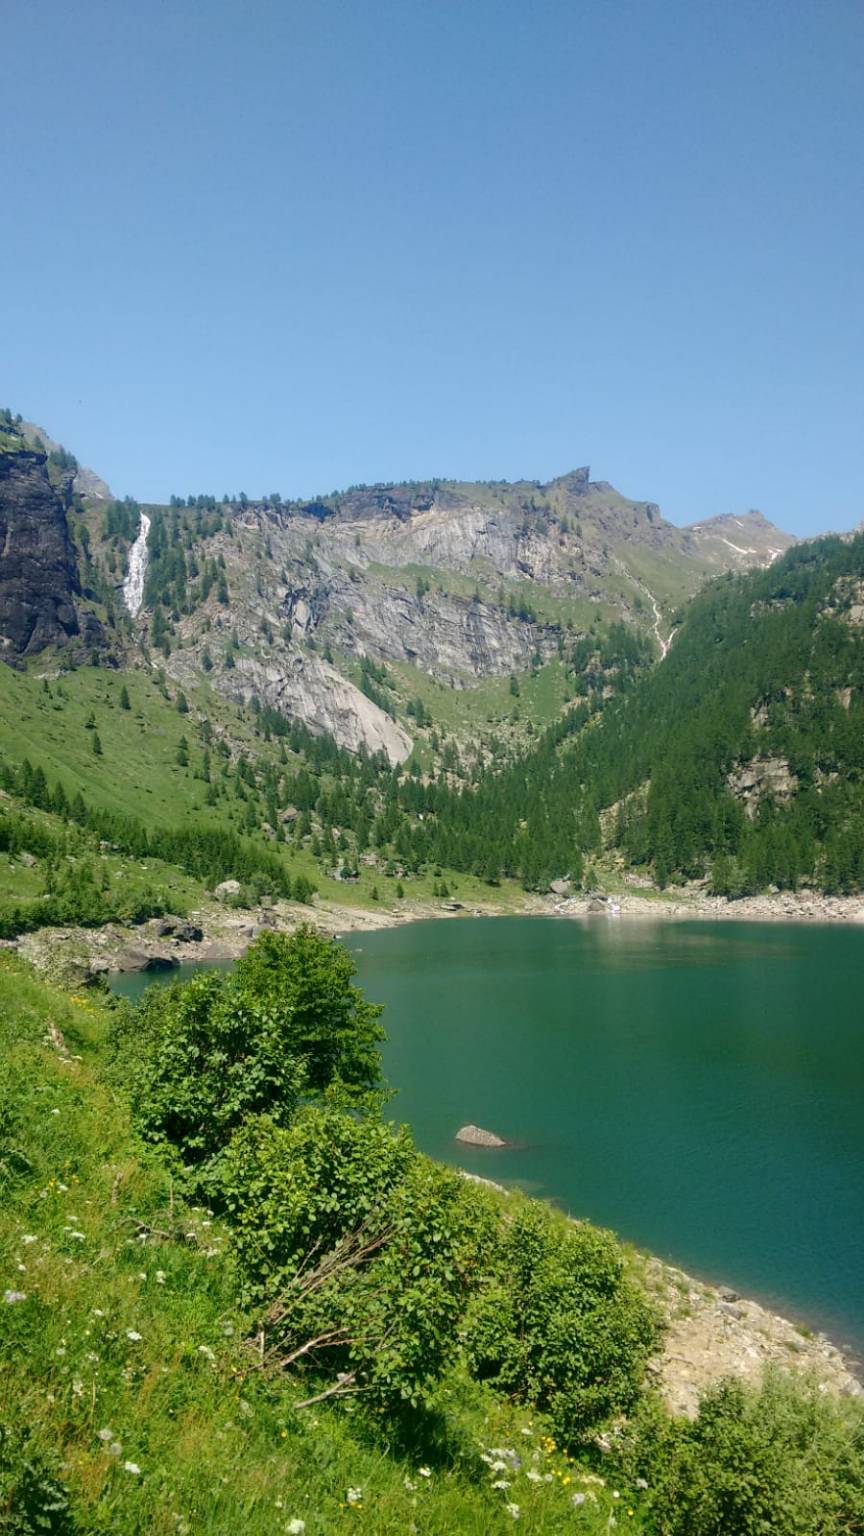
[{"x1": 122, "y1": 511, "x2": 151, "y2": 617}]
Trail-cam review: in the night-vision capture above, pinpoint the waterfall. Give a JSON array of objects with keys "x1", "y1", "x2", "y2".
[{"x1": 122, "y1": 512, "x2": 151, "y2": 617}]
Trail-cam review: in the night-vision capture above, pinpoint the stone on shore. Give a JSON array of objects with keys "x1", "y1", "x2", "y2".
[{"x1": 114, "y1": 947, "x2": 179, "y2": 973}]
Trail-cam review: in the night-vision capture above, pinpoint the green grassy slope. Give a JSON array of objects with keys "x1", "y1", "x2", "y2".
[
  {"x1": 0, "y1": 954, "x2": 643, "y2": 1534},
  {"x1": 0, "y1": 662, "x2": 524, "y2": 925}
]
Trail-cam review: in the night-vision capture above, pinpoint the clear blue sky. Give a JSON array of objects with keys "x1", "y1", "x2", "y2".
[{"x1": 3, "y1": 0, "x2": 862, "y2": 533}]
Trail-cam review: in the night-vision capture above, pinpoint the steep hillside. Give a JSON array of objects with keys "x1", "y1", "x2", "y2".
[
  {"x1": 429, "y1": 533, "x2": 864, "y2": 893},
  {"x1": 68, "y1": 454, "x2": 792, "y2": 762}
]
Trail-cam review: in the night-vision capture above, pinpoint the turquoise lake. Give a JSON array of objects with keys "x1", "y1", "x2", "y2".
[{"x1": 111, "y1": 916, "x2": 864, "y2": 1357}]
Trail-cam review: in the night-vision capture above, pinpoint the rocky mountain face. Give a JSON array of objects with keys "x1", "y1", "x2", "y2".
[
  {"x1": 1, "y1": 412, "x2": 797, "y2": 760},
  {"x1": 211, "y1": 473, "x2": 794, "y2": 680},
  {"x1": 0, "y1": 440, "x2": 86, "y2": 658},
  {"x1": 149, "y1": 472, "x2": 792, "y2": 757}
]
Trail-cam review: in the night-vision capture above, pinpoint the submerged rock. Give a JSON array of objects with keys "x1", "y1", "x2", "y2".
[{"x1": 455, "y1": 1124, "x2": 508, "y2": 1148}]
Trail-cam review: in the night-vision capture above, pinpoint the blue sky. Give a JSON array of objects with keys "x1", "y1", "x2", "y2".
[{"x1": 3, "y1": 0, "x2": 862, "y2": 533}]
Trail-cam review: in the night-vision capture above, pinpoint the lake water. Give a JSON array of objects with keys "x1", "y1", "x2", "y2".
[{"x1": 111, "y1": 916, "x2": 864, "y2": 1355}]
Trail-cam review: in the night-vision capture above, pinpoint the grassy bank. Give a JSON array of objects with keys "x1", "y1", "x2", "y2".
[{"x1": 0, "y1": 953, "x2": 649, "y2": 1534}]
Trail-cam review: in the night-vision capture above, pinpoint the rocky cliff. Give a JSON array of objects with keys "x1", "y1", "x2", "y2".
[{"x1": 0, "y1": 441, "x2": 83, "y2": 658}]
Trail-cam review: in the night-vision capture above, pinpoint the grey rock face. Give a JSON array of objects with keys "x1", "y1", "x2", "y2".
[
  {"x1": 114, "y1": 947, "x2": 179, "y2": 972},
  {"x1": 224, "y1": 653, "x2": 412, "y2": 765},
  {"x1": 0, "y1": 448, "x2": 81, "y2": 657}
]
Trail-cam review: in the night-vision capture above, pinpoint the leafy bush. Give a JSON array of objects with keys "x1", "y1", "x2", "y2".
[
  {"x1": 117, "y1": 928, "x2": 384, "y2": 1171},
  {"x1": 220, "y1": 1111, "x2": 499, "y2": 1410},
  {"x1": 612, "y1": 1374, "x2": 864, "y2": 1535},
  {"x1": 463, "y1": 1200, "x2": 657, "y2": 1443},
  {"x1": 0, "y1": 1424, "x2": 75, "y2": 1534},
  {"x1": 231, "y1": 927, "x2": 384, "y2": 1097},
  {"x1": 117, "y1": 966, "x2": 304, "y2": 1170},
  {"x1": 215, "y1": 1106, "x2": 417, "y2": 1296}
]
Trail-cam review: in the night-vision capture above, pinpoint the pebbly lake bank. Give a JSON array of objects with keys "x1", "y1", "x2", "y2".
[{"x1": 11, "y1": 880, "x2": 864, "y2": 987}]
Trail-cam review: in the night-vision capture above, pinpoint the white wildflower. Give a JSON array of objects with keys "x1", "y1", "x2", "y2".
[
  {"x1": 505, "y1": 1505, "x2": 520, "y2": 1520},
  {"x1": 97, "y1": 1428, "x2": 114, "y2": 1442},
  {"x1": 50, "y1": 1108, "x2": 60, "y2": 1116},
  {"x1": 635, "y1": 1476, "x2": 649, "y2": 1490},
  {"x1": 21, "y1": 1235, "x2": 37, "y2": 1246},
  {"x1": 72, "y1": 1379, "x2": 84, "y2": 1397},
  {"x1": 346, "y1": 1487, "x2": 362, "y2": 1505},
  {"x1": 126, "y1": 1330, "x2": 142, "y2": 1342},
  {"x1": 286, "y1": 1522, "x2": 306, "y2": 1535},
  {"x1": 403, "y1": 1477, "x2": 416, "y2": 1491},
  {"x1": 198, "y1": 1345, "x2": 215, "y2": 1361},
  {"x1": 3, "y1": 1290, "x2": 26, "y2": 1304},
  {"x1": 571, "y1": 1492, "x2": 586, "y2": 1506},
  {"x1": 526, "y1": 1470, "x2": 542, "y2": 1483},
  {"x1": 138, "y1": 1272, "x2": 147, "y2": 1281},
  {"x1": 108, "y1": 1443, "x2": 123, "y2": 1457},
  {"x1": 57, "y1": 1182, "x2": 68, "y2": 1192},
  {"x1": 123, "y1": 1461, "x2": 141, "y2": 1475},
  {"x1": 155, "y1": 1271, "x2": 166, "y2": 1284},
  {"x1": 93, "y1": 1308, "x2": 105, "y2": 1317},
  {"x1": 55, "y1": 1347, "x2": 66, "y2": 1357},
  {"x1": 492, "y1": 1479, "x2": 511, "y2": 1490},
  {"x1": 520, "y1": 1426, "x2": 533, "y2": 1436},
  {"x1": 70, "y1": 1232, "x2": 85, "y2": 1241},
  {"x1": 418, "y1": 1466, "x2": 431, "y2": 1478}
]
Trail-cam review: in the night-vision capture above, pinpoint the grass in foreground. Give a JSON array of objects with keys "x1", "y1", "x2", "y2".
[{"x1": 0, "y1": 954, "x2": 645, "y2": 1534}]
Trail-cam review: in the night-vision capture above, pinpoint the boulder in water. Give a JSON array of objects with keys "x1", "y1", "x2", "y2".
[{"x1": 455, "y1": 1124, "x2": 507, "y2": 1148}]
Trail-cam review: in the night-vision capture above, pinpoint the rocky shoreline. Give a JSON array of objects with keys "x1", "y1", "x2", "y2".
[
  {"x1": 537, "y1": 886, "x2": 864, "y2": 927},
  {"x1": 639, "y1": 1253, "x2": 862, "y2": 1419},
  {"x1": 12, "y1": 880, "x2": 864, "y2": 987}
]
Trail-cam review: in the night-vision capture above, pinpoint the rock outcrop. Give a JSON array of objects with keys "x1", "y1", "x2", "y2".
[
  {"x1": 222, "y1": 653, "x2": 413, "y2": 765},
  {"x1": 727, "y1": 756, "x2": 798, "y2": 818},
  {"x1": 0, "y1": 445, "x2": 83, "y2": 657}
]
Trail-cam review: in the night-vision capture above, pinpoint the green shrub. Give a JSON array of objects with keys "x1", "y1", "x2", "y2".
[
  {"x1": 223, "y1": 1113, "x2": 500, "y2": 1411},
  {"x1": 232, "y1": 927, "x2": 384, "y2": 1098},
  {"x1": 117, "y1": 967, "x2": 304, "y2": 1170},
  {"x1": 0, "y1": 1424, "x2": 75, "y2": 1534},
  {"x1": 116, "y1": 929, "x2": 385, "y2": 1172},
  {"x1": 622, "y1": 1374, "x2": 864, "y2": 1536},
  {"x1": 214, "y1": 1106, "x2": 417, "y2": 1297},
  {"x1": 463, "y1": 1200, "x2": 657, "y2": 1443}
]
